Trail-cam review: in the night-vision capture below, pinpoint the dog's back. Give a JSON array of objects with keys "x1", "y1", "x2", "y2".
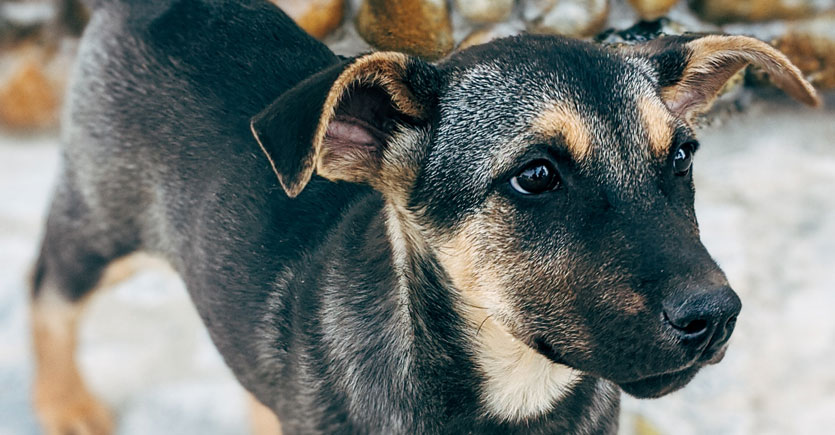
[
  {"x1": 63, "y1": 0, "x2": 344, "y2": 255},
  {"x1": 57, "y1": 0, "x2": 370, "y2": 304}
]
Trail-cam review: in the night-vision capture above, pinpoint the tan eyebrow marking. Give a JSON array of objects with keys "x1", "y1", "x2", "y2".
[
  {"x1": 637, "y1": 95, "x2": 675, "y2": 157},
  {"x1": 531, "y1": 104, "x2": 592, "y2": 161}
]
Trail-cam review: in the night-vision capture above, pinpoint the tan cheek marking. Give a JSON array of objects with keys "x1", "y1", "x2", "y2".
[
  {"x1": 436, "y1": 216, "x2": 510, "y2": 315},
  {"x1": 531, "y1": 104, "x2": 592, "y2": 161},
  {"x1": 638, "y1": 95, "x2": 675, "y2": 157},
  {"x1": 436, "y1": 229, "x2": 491, "y2": 310},
  {"x1": 616, "y1": 289, "x2": 649, "y2": 316},
  {"x1": 436, "y1": 219, "x2": 580, "y2": 423}
]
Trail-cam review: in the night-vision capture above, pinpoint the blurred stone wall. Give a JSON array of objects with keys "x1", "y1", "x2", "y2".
[{"x1": 0, "y1": 0, "x2": 833, "y2": 132}]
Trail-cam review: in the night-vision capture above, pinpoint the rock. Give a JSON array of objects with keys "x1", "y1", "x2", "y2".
[
  {"x1": 628, "y1": 0, "x2": 678, "y2": 20},
  {"x1": 525, "y1": 0, "x2": 610, "y2": 38},
  {"x1": 633, "y1": 414, "x2": 663, "y2": 435},
  {"x1": 356, "y1": 0, "x2": 454, "y2": 60},
  {"x1": 270, "y1": 0, "x2": 345, "y2": 39},
  {"x1": 595, "y1": 17, "x2": 686, "y2": 44},
  {"x1": 716, "y1": 67, "x2": 746, "y2": 99},
  {"x1": 773, "y1": 15, "x2": 835, "y2": 90},
  {"x1": 454, "y1": 0, "x2": 515, "y2": 24},
  {"x1": 522, "y1": 0, "x2": 551, "y2": 21},
  {"x1": 0, "y1": 19, "x2": 41, "y2": 51},
  {"x1": 0, "y1": 1, "x2": 49, "y2": 50},
  {"x1": 457, "y1": 22, "x2": 522, "y2": 51},
  {"x1": 688, "y1": 0, "x2": 817, "y2": 23},
  {"x1": 54, "y1": 0, "x2": 90, "y2": 38},
  {"x1": 1, "y1": 0, "x2": 89, "y2": 49},
  {"x1": 0, "y1": 52, "x2": 59, "y2": 130}
]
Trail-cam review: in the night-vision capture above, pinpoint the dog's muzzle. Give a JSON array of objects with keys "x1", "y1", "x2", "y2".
[{"x1": 528, "y1": 283, "x2": 742, "y2": 399}]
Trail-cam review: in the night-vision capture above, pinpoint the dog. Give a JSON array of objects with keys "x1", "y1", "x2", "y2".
[{"x1": 29, "y1": 0, "x2": 820, "y2": 433}]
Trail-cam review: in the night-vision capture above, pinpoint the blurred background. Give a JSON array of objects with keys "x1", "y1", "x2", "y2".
[{"x1": 1, "y1": 0, "x2": 833, "y2": 434}]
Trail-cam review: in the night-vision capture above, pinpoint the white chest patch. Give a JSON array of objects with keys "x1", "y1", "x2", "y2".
[{"x1": 473, "y1": 317, "x2": 580, "y2": 422}]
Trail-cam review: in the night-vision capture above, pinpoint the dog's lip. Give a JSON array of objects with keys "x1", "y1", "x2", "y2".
[
  {"x1": 530, "y1": 334, "x2": 697, "y2": 376},
  {"x1": 617, "y1": 365, "x2": 701, "y2": 398},
  {"x1": 530, "y1": 336, "x2": 569, "y2": 365},
  {"x1": 528, "y1": 334, "x2": 709, "y2": 398},
  {"x1": 700, "y1": 341, "x2": 730, "y2": 364},
  {"x1": 618, "y1": 362, "x2": 699, "y2": 383}
]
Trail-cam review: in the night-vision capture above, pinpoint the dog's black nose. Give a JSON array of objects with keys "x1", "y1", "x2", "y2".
[{"x1": 663, "y1": 286, "x2": 741, "y2": 355}]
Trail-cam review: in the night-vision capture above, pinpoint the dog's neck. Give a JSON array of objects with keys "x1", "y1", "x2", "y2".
[
  {"x1": 381, "y1": 201, "x2": 621, "y2": 431},
  {"x1": 256, "y1": 195, "x2": 619, "y2": 432}
]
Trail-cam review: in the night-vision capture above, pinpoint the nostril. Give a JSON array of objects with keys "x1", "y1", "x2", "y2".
[
  {"x1": 680, "y1": 318, "x2": 708, "y2": 335},
  {"x1": 664, "y1": 310, "x2": 710, "y2": 337}
]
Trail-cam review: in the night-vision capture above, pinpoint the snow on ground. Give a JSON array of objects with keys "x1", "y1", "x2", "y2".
[{"x1": 1, "y1": 97, "x2": 834, "y2": 434}]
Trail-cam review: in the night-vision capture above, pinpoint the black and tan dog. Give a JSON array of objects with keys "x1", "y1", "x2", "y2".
[{"x1": 29, "y1": 0, "x2": 820, "y2": 433}]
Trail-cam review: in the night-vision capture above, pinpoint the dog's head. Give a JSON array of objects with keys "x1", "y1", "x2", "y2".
[{"x1": 251, "y1": 34, "x2": 818, "y2": 414}]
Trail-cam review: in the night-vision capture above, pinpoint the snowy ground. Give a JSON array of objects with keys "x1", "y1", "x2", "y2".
[{"x1": 1, "y1": 96, "x2": 833, "y2": 434}]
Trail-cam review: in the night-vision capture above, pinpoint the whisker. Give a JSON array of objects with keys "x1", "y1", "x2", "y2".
[{"x1": 476, "y1": 314, "x2": 493, "y2": 337}]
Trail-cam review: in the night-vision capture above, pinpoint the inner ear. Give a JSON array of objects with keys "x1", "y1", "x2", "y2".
[
  {"x1": 325, "y1": 84, "x2": 401, "y2": 159},
  {"x1": 318, "y1": 82, "x2": 417, "y2": 183},
  {"x1": 251, "y1": 51, "x2": 438, "y2": 198}
]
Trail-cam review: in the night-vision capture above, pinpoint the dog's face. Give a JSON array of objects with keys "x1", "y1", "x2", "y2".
[
  {"x1": 252, "y1": 34, "x2": 818, "y2": 400},
  {"x1": 420, "y1": 37, "x2": 738, "y2": 398}
]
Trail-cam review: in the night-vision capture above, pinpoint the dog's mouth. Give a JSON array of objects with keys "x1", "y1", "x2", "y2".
[
  {"x1": 532, "y1": 337, "x2": 570, "y2": 365},
  {"x1": 531, "y1": 336, "x2": 724, "y2": 398},
  {"x1": 615, "y1": 365, "x2": 702, "y2": 398}
]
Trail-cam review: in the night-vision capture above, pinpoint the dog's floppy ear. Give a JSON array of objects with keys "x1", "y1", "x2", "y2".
[
  {"x1": 628, "y1": 35, "x2": 820, "y2": 120},
  {"x1": 251, "y1": 52, "x2": 439, "y2": 198}
]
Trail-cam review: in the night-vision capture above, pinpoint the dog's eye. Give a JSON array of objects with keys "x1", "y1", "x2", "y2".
[
  {"x1": 510, "y1": 160, "x2": 561, "y2": 195},
  {"x1": 672, "y1": 142, "x2": 696, "y2": 176}
]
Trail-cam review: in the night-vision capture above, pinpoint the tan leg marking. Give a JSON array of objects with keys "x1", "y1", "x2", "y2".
[
  {"x1": 31, "y1": 290, "x2": 114, "y2": 435},
  {"x1": 531, "y1": 103, "x2": 592, "y2": 161},
  {"x1": 31, "y1": 253, "x2": 169, "y2": 435},
  {"x1": 96, "y1": 252, "x2": 172, "y2": 289},
  {"x1": 249, "y1": 394, "x2": 282, "y2": 435}
]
